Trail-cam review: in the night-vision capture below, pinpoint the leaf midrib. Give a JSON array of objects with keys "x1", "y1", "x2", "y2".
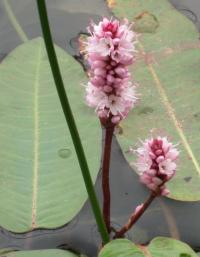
[{"x1": 31, "y1": 41, "x2": 42, "y2": 229}]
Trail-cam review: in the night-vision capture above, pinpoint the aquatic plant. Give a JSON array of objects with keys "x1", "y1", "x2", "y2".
[
  {"x1": 35, "y1": 2, "x2": 197, "y2": 255},
  {"x1": 0, "y1": 0, "x2": 199, "y2": 256}
]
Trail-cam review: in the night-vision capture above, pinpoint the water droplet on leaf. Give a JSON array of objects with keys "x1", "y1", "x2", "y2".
[{"x1": 58, "y1": 148, "x2": 71, "y2": 159}]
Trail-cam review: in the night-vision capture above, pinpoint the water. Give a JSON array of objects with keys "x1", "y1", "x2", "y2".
[
  {"x1": 170, "y1": 0, "x2": 200, "y2": 31},
  {"x1": 0, "y1": 0, "x2": 200, "y2": 256}
]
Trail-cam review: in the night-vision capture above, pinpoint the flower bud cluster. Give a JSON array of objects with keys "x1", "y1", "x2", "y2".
[
  {"x1": 85, "y1": 18, "x2": 138, "y2": 124},
  {"x1": 135, "y1": 137, "x2": 179, "y2": 195}
]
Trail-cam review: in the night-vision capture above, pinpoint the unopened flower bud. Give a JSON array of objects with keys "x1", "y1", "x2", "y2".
[{"x1": 134, "y1": 137, "x2": 179, "y2": 195}]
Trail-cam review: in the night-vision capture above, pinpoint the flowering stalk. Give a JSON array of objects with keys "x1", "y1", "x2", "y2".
[
  {"x1": 36, "y1": 0, "x2": 109, "y2": 244},
  {"x1": 115, "y1": 136, "x2": 179, "y2": 238},
  {"x1": 102, "y1": 124, "x2": 114, "y2": 233},
  {"x1": 85, "y1": 17, "x2": 138, "y2": 234}
]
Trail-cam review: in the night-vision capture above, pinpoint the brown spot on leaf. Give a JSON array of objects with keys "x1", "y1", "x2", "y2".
[
  {"x1": 164, "y1": 47, "x2": 174, "y2": 56},
  {"x1": 107, "y1": 0, "x2": 116, "y2": 8},
  {"x1": 78, "y1": 34, "x2": 87, "y2": 56},
  {"x1": 143, "y1": 52, "x2": 158, "y2": 65},
  {"x1": 134, "y1": 11, "x2": 159, "y2": 33}
]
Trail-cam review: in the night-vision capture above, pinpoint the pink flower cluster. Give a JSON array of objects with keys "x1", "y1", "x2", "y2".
[
  {"x1": 85, "y1": 18, "x2": 138, "y2": 124},
  {"x1": 135, "y1": 137, "x2": 179, "y2": 196}
]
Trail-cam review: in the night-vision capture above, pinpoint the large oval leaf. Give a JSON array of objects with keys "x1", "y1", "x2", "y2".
[
  {"x1": 111, "y1": 0, "x2": 200, "y2": 201},
  {"x1": 99, "y1": 237, "x2": 198, "y2": 257},
  {"x1": 0, "y1": 249, "x2": 78, "y2": 257},
  {"x1": 0, "y1": 37, "x2": 101, "y2": 231}
]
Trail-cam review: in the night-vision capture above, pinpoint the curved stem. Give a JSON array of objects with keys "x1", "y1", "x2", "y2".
[
  {"x1": 115, "y1": 191, "x2": 156, "y2": 238},
  {"x1": 36, "y1": 0, "x2": 109, "y2": 244},
  {"x1": 102, "y1": 125, "x2": 114, "y2": 233},
  {"x1": 3, "y1": 0, "x2": 28, "y2": 42}
]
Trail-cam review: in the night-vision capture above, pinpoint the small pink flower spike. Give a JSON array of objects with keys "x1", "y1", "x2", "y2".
[
  {"x1": 84, "y1": 17, "x2": 138, "y2": 125},
  {"x1": 135, "y1": 137, "x2": 179, "y2": 195}
]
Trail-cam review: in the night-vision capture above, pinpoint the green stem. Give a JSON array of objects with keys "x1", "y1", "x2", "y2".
[
  {"x1": 36, "y1": 0, "x2": 109, "y2": 244},
  {"x1": 3, "y1": 0, "x2": 28, "y2": 42}
]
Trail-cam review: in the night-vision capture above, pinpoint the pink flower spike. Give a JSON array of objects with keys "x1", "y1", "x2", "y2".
[
  {"x1": 134, "y1": 136, "x2": 179, "y2": 195},
  {"x1": 84, "y1": 17, "x2": 138, "y2": 125}
]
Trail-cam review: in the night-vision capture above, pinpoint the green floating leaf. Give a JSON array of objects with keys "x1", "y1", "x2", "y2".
[
  {"x1": 0, "y1": 37, "x2": 101, "y2": 232},
  {"x1": 98, "y1": 239, "x2": 145, "y2": 257},
  {"x1": 148, "y1": 237, "x2": 197, "y2": 257},
  {"x1": 98, "y1": 237, "x2": 198, "y2": 257},
  {"x1": 0, "y1": 249, "x2": 78, "y2": 257},
  {"x1": 111, "y1": 0, "x2": 200, "y2": 201}
]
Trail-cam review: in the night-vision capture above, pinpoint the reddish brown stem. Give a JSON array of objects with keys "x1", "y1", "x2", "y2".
[
  {"x1": 102, "y1": 125, "x2": 114, "y2": 234},
  {"x1": 114, "y1": 190, "x2": 158, "y2": 238}
]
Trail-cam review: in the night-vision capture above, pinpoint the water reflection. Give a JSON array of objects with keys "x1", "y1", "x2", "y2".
[
  {"x1": 169, "y1": 0, "x2": 200, "y2": 31},
  {"x1": 0, "y1": 0, "x2": 200, "y2": 256},
  {"x1": 0, "y1": 0, "x2": 110, "y2": 58}
]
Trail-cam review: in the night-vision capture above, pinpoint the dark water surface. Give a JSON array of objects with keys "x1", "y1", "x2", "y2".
[{"x1": 0, "y1": 0, "x2": 200, "y2": 256}]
